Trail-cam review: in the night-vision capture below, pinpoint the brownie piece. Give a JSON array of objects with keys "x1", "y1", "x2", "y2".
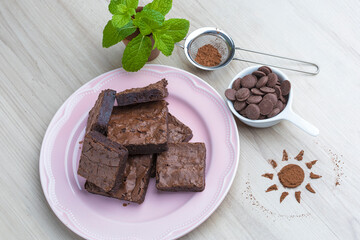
[
  {"x1": 116, "y1": 79, "x2": 168, "y2": 106},
  {"x1": 167, "y1": 113, "x2": 193, "y2": 143},
  {"x1": 107, "y1": 100, "x2": 169, "y2": 154},
  {"x1": 156, "y1": 143, "x2": 206, "y2": 192},
  {"x1": 77, "y1": 131, "x2": 128, "y2": 192},
  {"x1": 150, "y1": 113, "x2": 193, "y2": 177},
  {"x1": 85, "y1": 89, "x2": 116, "y2": 135},
  {"x1": 150, "y1": 154, "x2": 158, "y2": 178},
  {"x1": 85, "y1": 154, "x2": 153, "y2": 204}
]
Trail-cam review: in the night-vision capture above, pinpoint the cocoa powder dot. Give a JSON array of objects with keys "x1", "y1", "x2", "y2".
[{"x1": 278, "y1": 164, "x2": 305, "y2": 188}]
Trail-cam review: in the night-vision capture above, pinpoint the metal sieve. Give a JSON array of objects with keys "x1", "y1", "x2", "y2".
[{"x1": 179, "y1": 27, "x2": 319, "y2": 75}]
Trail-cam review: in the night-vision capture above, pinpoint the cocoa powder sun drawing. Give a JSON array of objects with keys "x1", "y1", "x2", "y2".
[{"x1": 262, "y1": 150, "x2": 322, "y2": 203}]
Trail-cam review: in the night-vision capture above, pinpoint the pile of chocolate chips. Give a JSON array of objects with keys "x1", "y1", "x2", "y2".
[{"x1": 225, "y1": 66, "x2": 291, "y2": 120}]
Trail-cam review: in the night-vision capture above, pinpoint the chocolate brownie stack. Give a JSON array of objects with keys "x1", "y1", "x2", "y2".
[{"x1": 78, "y1": 79, "x2": 206, "y2": 205}]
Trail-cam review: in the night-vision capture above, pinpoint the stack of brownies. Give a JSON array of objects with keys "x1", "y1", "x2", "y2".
[{"x1": 77, "y1": 79, "x2": 206, "y2": 204}]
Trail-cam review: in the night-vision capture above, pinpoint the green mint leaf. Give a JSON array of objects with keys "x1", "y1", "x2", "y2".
[
  {"x1": 109, "y1": 0, "x2": 138, "y2": 14},
  {"x1": 145, "y1": 0, "x2": 172, "y2": 16},
  {"x1": 117, "y1": 4, "x2": 135, "y2": 17},
  {"x1": 133, "y1": 19, "x2": 152, "y2": 36},
  {"x1": 102, "y1": 20, "x2": 137, "y2": 48},
  {"x1": 109, "y1": 0, "x2": 126, "y2": 14},
  {"x1": 160, "y1": 18, "x2": 189, "y2": 42},
  {"x1": 122, "y1": 34, "x2": 152, "y2": 72},
  {"x1": 153, "y1": 33, "x2": 174, "y2": 56},
  {"x1": 112, "y1": 11, "x2": 132, "y2": 28},
  {"x1": 126, "y1": 0, "x2": 138, "y2": 9},
  {"x1": 133, "y1": 8, "x2": 164, "y2": 36},
  {"x1": 128, "y1": 7, "x2": 136, "y2": 16},
  {"x1": 117, "y1": 4, "x2": 128, "y2": 13}
]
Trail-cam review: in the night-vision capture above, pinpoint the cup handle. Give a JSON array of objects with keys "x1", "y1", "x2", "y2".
[{"x1": 285, "y1": 110, "x2": 319, "y2": 136}]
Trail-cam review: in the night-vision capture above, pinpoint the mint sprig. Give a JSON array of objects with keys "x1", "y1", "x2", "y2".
[{"x1": 102, "y1": 0, "x2": 190, "y2": 72}]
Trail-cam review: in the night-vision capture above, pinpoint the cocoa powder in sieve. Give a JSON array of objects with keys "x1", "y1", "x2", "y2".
[{"x1": 195, "y1": 44, "x2": 222, "y2": 67}]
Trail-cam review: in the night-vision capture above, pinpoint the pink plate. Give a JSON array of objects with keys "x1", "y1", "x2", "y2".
[{"x1": 39, "y1": 64, "x2": 239, "y2": 240}]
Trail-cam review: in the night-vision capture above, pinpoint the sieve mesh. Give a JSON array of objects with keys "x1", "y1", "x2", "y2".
[{"x1": 187, "y1": 33, "x2": 232, "y2": 67}]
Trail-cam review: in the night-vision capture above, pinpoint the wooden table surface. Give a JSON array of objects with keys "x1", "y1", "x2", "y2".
[{"x1": 1, "y1": 0, "x2": 360, "y2": 239}]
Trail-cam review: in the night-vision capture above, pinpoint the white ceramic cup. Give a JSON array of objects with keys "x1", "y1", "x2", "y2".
[{"x1": 227, "y1": 65, "x2": 319, "y2": 136}]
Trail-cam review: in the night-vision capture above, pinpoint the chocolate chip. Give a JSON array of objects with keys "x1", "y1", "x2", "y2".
[
  {"x1": 260, "y1": 87, "x2": 275, "y2": 93},
  {"x1": 252, "y1": 71, "x2": 266, "y2": 78},
  {"x1": 280, "y1": 80, "x2": 291, "y2": 96},
  {"x1": 274, "y1": 85, "x2": 282, "y2": 98},
  {"x1": 258, "y1": 66, "x2": 271, "y2": 75},
  {"x1": 234, "y1": 101, "x2": 247, "y2": 111},
  {"x1": 267, "y1": 73, "x2": 278, "y2": 87},
  {"x1": 263, "y1": 93, "x2": 277, "y2": 105},
  {"x1": 245, "y1": 104, "x2": 260, "y2": 120},
  {"x1": 259, "y1": 99, "x2": 274, "y2": 115},
  {"x1": 279, "y1": 94, "x2": 287, "y2": 103},
  {"x1": 225, "y1": 89, "x2": 236, "y2": 101},
  {"x1": 239, "y1": 109, "x2": 247, "y2": 117},
  {"x1": 247, "y1": 95, "x2": 262, "y2": 104},
  {"x1": 267, "y1": 108, "x2": 281, "y2": 118},
  {"x1": 251, "y1": 88, "x2": 265, "y2": 96},
  {"x1": 235, "y1": 88, "x2": 250, "y2": 101},
  {"x1": 256, "y1": 76, "x2": 268, "y2": 88},
  {"x1": 241, "y1": 74, "x2": 257, "y2": 88},
  {"x1": 275, "y1": 100, "x2": 284, "y2": 110},
  {"x1": 232, "y1": 78, "x2": 242, "y2": 90},
  {"x1": 259, "y1": 115, "x2": 266, "y2": 119}
]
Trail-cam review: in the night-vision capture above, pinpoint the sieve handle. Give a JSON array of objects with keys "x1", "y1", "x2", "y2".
[
  {"x1": 175, "y1": 42, "x2": 184, "y2": 49},
  {"x1": 233, "y1": 47, "x2": 320, "y2": 75}
]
